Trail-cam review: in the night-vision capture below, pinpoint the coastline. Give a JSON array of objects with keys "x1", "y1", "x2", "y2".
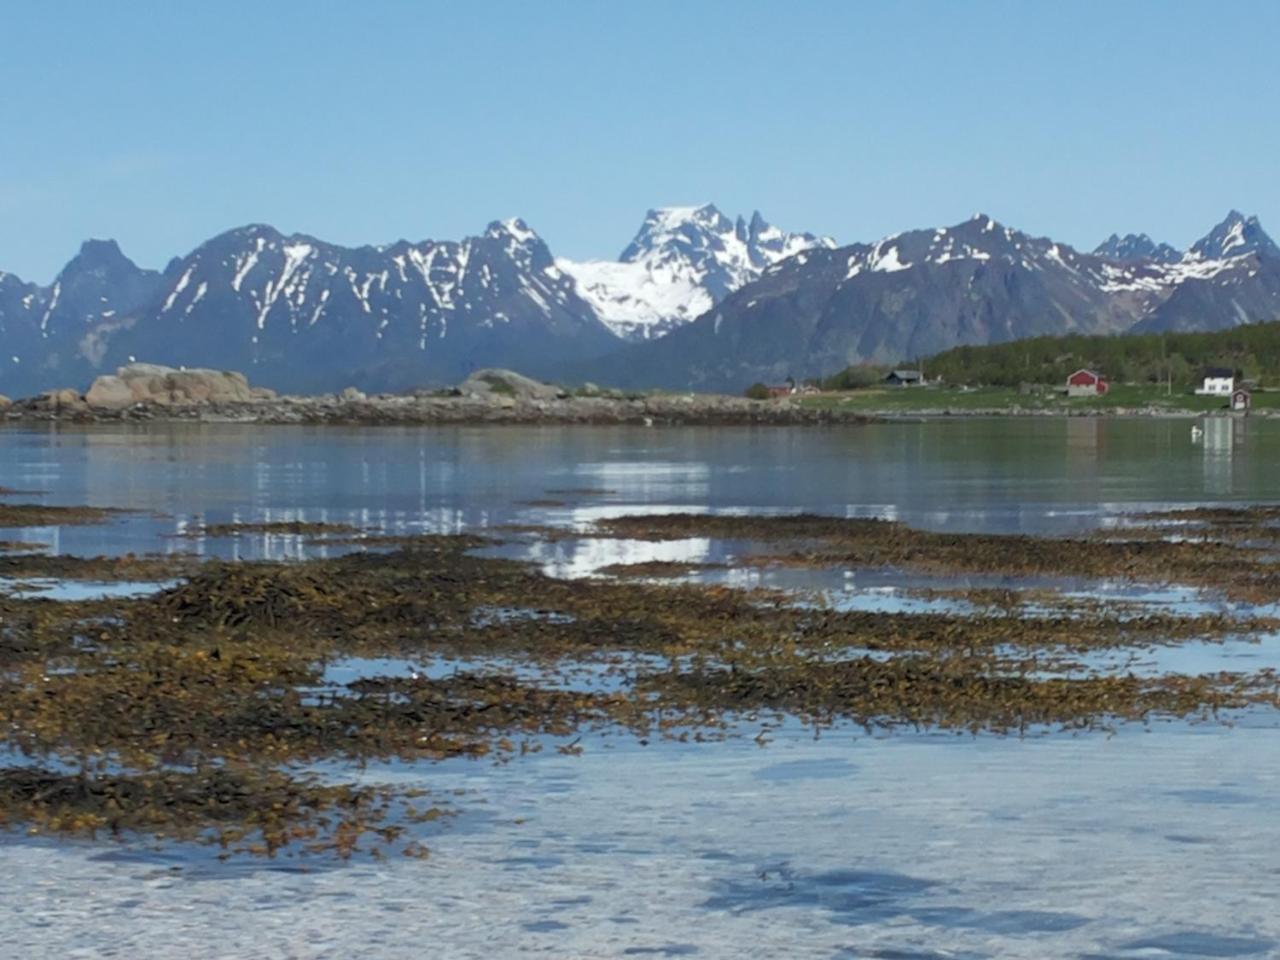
[
  {"x1": 1, "y1": 394, "x2": 1266, "y2": 426},
  {"x1": 0, "y1": 392, "x2": 877, "y2": 427}
]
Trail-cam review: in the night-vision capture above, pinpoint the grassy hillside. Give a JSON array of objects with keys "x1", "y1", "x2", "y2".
[{"x1": 825, "y1": 322, "x2": 1280, "y2": 390}]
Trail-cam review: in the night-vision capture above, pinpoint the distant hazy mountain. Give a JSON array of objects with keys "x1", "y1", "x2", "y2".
[
  {"x1": 1093, "y1": 233, "x2": 1181, "y2": 263},
  {"x1": 556, "y1": 204, "x2": 833, "y2": 340},
  {"x1": 588, "y1": 211, "x2": 1280, "y2": 391}
]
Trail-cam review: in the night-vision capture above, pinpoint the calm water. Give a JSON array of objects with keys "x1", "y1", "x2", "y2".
[
  {"x1": 0, "y1": 416, "x2": 1272, "y2": 557},
  {"x1": 2, "y1": 418, "x2": 1279, "y2": 959}
]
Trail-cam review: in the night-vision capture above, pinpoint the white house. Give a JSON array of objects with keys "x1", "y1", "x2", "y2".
[{"x1": 1196, "y1": 367, "x2": 1236, "y2": 396}]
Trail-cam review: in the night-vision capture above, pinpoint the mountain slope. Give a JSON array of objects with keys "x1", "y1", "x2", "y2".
[{"x1": 557, "y1": 204, "x2": 833, "y2": 340}]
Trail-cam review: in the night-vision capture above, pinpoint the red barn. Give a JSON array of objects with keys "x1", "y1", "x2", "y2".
[{"x1": 1066, "y1": 369, "x2": 1108, "y2": 397}]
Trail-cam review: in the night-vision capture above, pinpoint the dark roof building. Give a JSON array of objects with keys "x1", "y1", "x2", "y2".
[{"x1": 885, "y1": 369, "x2": 923, "y2": 386}]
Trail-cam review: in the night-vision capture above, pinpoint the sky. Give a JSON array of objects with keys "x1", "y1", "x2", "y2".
[{"x1": 2, "y1": 0, "x2": 1278, "y2": 283}]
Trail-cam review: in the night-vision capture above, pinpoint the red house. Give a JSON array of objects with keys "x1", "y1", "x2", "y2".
[{"x1": 1066, "y1": 369, "x2": 1108, "y2": 397}]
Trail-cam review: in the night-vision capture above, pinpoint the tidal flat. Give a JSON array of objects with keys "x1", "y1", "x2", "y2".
[{"x1": 3, "y1": 419, "x2": 1280, "y2": 958}]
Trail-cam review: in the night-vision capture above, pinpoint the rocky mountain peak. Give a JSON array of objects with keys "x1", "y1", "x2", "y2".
[
  {"x1": 58, "y1": 238, "x2": 148, "y2": 283},
  {"x1": 1190, "y1": 210, "x2": 1279, "y2": 261}
]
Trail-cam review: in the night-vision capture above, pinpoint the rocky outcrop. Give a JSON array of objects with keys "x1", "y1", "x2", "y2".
[
  {"x1": 458, "y1": 369, "x2": 567, "y2": 402},
  {"x1": 42, "y1": 388, "x2": 86, "y2": 411},
  {"x1": 85, "y1": 363, "x2": 262, "y2": 409},
  {"x1": 0, "y1": 394, "x2": 10, "y2": 411}
]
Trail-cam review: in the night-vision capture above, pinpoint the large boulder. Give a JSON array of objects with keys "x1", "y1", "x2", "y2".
[
  {"x1": 459, "y1": 369, "x2": 564, "y2": 402},
  {"x1": 86, "y1": 363, "x2": 259, "y2": 409},
  {"x1": 39, "y1": 388, "x2": 86, "y2": 412},
  {"x1": 0, "y1": 394, "x2": 10, "y2": 411},
  {"x1": 84, "y1": 376, "x2": 135, "y2": 409}
]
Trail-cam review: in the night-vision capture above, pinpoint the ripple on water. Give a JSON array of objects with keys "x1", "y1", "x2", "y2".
[
  {"x1": 1115, "y1": 931, "x2": 1277, "y2": 957},
  {"x1": 702, "y1": 865, "x2": 937, "y2": 922}
]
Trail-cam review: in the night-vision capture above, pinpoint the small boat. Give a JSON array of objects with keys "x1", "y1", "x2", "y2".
[{"x1": 1191, "y1": 424, "x2": 1204, "y2": 440}]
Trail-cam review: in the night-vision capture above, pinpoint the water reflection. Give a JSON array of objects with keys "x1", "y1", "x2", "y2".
[
  {"x1": 6, "y1": 419, "x2": 1280, "y2": 561},
  {"x1": 1199, "y1": 417, "x2": 1250, "y2": 496}
]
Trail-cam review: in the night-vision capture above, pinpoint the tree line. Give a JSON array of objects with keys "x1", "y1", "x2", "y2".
[{"x1": 820, "y1": 322, "x2": 1280, "y2": 390}]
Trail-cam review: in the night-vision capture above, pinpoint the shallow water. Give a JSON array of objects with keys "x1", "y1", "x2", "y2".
[
  {"x1": 0, "y1": 577, "x2": 177, "y2": 601},
  {"x1": 3, "y1": 419, "x2": 1280, "y2": 958}
]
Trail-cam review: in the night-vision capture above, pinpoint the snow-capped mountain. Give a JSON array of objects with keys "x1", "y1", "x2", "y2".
[
  {"x1": 1093, "y1": 233, "x2": 1181, "y2": 263},
  {"x1": 0, "y1": 220, "x2": 617, "y2": 396},
  {"x1": 557, "y1": 204, "x2": 834, "y2": 340},
  {"x1": 1132, "y1": 211, "x2": 1280, "y2": 333},
  {"x1": 589, "y1": 211, "x2": 1280, "y2": 391}
]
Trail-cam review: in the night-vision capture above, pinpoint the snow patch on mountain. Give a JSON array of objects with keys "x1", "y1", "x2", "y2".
[
  {"x1": 558, "y1": 203, "x2": 834, "y2": 340},
  {"x1": 555, "y1": 258, "x2": 714, "y2": 340}
]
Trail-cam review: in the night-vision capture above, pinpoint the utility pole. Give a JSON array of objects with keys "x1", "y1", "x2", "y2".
[{"x1": 1162, "y1": 336, "x2": 1171, "y2": 395}]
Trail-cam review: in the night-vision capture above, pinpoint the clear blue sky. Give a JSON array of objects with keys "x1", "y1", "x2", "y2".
[{"x1": 3, "y1": 1, "x2": 1277, "y2": 282}]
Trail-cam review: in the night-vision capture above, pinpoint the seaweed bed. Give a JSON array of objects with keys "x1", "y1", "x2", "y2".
[
  {"x1": 2, "y1": 506, "x2": 1280, "y2": 860},
  {"x1": 0, "y1": 503, "x2": 120, "y2": 528}
]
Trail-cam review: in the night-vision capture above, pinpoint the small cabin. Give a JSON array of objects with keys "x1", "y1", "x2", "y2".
[
  {"x1": 1231, "y1": 387, "x2": 1252, "y2": 412},
  {"x1": 766, "y1": 384, "x2": 793, "y2": 398},
  {"x1": 1196, "y1": 367, "x2": 1236, "y2": 396},
  {"x1": 1066, "y1": 369, "x2": 1108, "y2": 397},
  {"x1": 885, "y1": 369, "x2": 923, "y2": 387}
]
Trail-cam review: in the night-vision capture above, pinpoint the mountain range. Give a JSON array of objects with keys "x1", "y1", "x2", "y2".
[
  {"x1": 1, "y1": 207, "x2": 1278, "y2": 397},
  {"x1": 588, "y1": 210, "x2": 1280, "y2": 390}
]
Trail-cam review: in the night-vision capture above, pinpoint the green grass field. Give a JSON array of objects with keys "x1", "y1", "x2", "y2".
[{"x1": 795, "y1": 384, "x2": 1272, "y2": 414}]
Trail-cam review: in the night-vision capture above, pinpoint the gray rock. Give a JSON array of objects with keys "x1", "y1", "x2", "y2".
[
  {"x1": 459, "y1": 368, "x2": 563, "y2": 402},
  {"x1": 340, "y1": 386, "x2": 367, "y2": 402}
]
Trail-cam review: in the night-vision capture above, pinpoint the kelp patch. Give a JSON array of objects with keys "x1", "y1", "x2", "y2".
[
  {"x1": 2, "y1": 507, "x2": 1280, "y2": 858},
  {"x1": 0, "y1": 503, "x2": 119, "y2": 528}
]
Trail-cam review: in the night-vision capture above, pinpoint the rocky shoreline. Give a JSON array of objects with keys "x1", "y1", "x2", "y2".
[
  {"x1": 1, "y1": 363, "x2": 1264, "y2": 427},
  {"x1": 2, "y1": 391, "x2": 882, "y2": 427},
  {"x1": 0, "y1": 364, "x2": 871, "y2": 427}
]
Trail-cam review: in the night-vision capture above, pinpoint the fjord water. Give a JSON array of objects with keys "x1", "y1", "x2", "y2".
[
  {"x1": 0, "y1": 416, "x2": 1274, "y2": 555},
  {"x1": 3, "y1": 418, "x2": 1279, "y2": 960}
]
